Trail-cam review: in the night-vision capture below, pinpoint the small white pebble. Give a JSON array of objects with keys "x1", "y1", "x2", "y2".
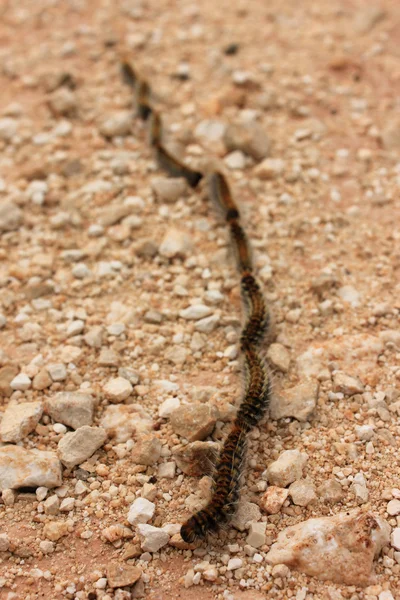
[{"x1": 227, "y1": 558, "x2": 243, "y2": 570}]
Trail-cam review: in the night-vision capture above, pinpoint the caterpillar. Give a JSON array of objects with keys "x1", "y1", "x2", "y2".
[
  {"x1": 120, "y1": 58, "x2": 272, "y2": 544},
  {"x1": 180, "y1": 424, "x2": 248, "y2": 543},
  {"x1": 209, "y1": 172, "x2": 253, "y2": 273},
  {"x1": 121, "y1": 59, "x2": 202, "y2": 188}
]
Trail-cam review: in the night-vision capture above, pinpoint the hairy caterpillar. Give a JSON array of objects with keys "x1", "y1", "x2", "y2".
[
  {"x1": 121, "y1": 58, "x2": 202, "y2": 188},
  {"x1": 180, "y1": 424, "x2": 248, "y2": 543},
  {"x1": 209, "y1": 172, "x2": 253, "y2": 273},
  {"x1": 120, "y1": 58, "x2": 272, "y2": 544}
]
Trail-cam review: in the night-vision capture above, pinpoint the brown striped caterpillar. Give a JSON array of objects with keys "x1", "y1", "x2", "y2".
[
  {"x1": 121, "y1": 58, "x2": 202, "y2": 189},
  {"x1": 180, "y1": 176, "x2": 271, "y2": 543},
  {"x1": 119, "y1": 57, "x2": 272, "y2": 544},
  {"x1": 180, "y1": 423, "x2": 248, "y2": 543}
]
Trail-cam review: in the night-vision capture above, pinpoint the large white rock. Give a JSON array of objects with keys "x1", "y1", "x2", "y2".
[
  {"x1": 137, "y1": 524, "x2": 170, "y2": 552},
  {"x1": 45, "y1": 392, "x2": 95, "y2": 430},
  {"x1": 103, "y1": 377, "x2": 133, "y2": 403},
  {"x1": 159, "y1": 228, "x2": 192, "y2": 259},
  {"x1": 179, "y1": 304, "x2": 213, "y2": 320},
  {"x1": 57, "y1": 426, "x2": 107, "y2": 469},
  {"x1": 0, "y1": 446, "x2": 62, "y2": 490},
  {"x1": 270, "y1": 382, "x2": 318, "y2": 422},
  {"x1": 0, "y1": 401, "x2": 43, "y2": 442},
  {"x1": 266, "y1": 510, "x2": 390, "y2": 586},
  {"x1": 266, "y1": 449, "x2": 308, "y2": 487},
  {"x1": 127, "y1": 498, "x2": 155, "y2": 525},
  {"x1": 10, "y1": 373, "x2": 31, "y2": 391}
]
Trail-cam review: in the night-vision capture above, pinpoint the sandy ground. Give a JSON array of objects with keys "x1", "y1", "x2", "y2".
[{"x1": 0, "y1": 0, "x2": 400, "y2": 598}]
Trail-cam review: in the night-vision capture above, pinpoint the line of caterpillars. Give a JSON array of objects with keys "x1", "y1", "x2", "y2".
[{"x1": 120, "y1": 58, "x2": 271, "y2": 543}]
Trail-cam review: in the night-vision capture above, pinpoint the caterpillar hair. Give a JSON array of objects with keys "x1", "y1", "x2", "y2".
[{"x1": 180, "y1": 424, "x2": 248, "y2": 543}]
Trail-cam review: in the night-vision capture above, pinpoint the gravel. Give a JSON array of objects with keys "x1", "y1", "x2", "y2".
[{"x1": 0, "y1": 0, "x2": 398, "y2": 597}]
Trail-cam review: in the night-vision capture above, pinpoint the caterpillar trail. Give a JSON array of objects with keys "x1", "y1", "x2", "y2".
[{"x1": 120, "y1": 59, "x2": 272, "y2": 544}]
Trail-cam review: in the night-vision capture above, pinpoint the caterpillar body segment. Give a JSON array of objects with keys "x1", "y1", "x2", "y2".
[
  {"x1": 120, "y1": 58, "x2": 203, "y2": 188},
  {"x1": 235, "y1": 348, "x2": 271, "y2": 430},
  {"x1": 180, "y1": 424, "x2": 248, "y2": 543},
  {"x1": 229, "y1": 221, "x2": 253, "y2": 273},
  {"x1": 135, "y1": 79, "x2": 152, "y2": 120},
  {"x1": 209, "y1": 171, "x2": 240, "y2": 222},
  {"x1": 240, "y1": 272, "x2": 270, "y2": 350},
  {"x1": 153, "y1": 142, "x2": 203, "y2": 188},
  {"x1": 120, "y1": 60, "x2": 138, "y2": 89},
  {"x1": 149, "y1": 110, "x2": 162, "y2": 146}
]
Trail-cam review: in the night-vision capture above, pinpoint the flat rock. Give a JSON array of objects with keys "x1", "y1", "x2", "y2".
[
  {"x1": 83, "y1": 326, "x2": 103, "y2": 348},
  {"x1": 159, "y1": 228, "x2": 193, "y2": 259},
  {"x1": 151, "y1": 176, "x2": 187, "y2": 203},
  {"x1": 131, "y1": 434, "x2": 162, "y2": 466},
  {"x1": 333, "y1": 372, "x2": 364, "y2": 395},
  {"x1": 0, "y1": 401, "x2": 43, "y2": 442},
  {"x1": 179, "y1": 304, "x2": 213, "y2": 320},
  {"x1": 296, "y1": 334, "x2": 383, "y2": 386},
  {"x1": 266, "y1": 449, "x2": 308, "y2": 487},
  {"x1": 99, "y1": 205, "x2": 132, "y2": 227},
  {"x1": 10, "y1": 373, "x2": 31, "y2": 391},
  {"x1": 173, "y1": 441, "x2": 219, "y2": 476},
  {"x1": 260, "y1": 486, "x2": 289, "y2": 514},
  {"x1": 103, "y1": 377, "x2": 133, "y2": 403},
  {"x1": 254, "y1": 158, "x2": 285, "y2": 180},
  {"x1": 164, "y1": 345, "x2": 188, "y2": 366},
  {"x1": 106, "y1": 564, "x2": 142, "y2": 588},
  {"x1": 127, "y1": 498, "x2": 155, "y2": 525},
  {"x1": 289, "y1": 479, "x2": 317, "y2": 506},
  {"x1": 195, "y1": 119, "x2": 226, "y2": 142},
  {"x1": 317, "y1": 479, "x2": 344, "y2": 504},
  {"x1": 266, "y1": 510, "x2": 390, "y2": 586},
  {"x1": 100, "y1": 404, "x2": 152, "y2": 443},
  {"x1": 0, "y1": 446, "x2": 61, "y2": 491},
  {"x1": 270, "y1": 382, "x2": 319, "y2": 422},
  {"x1": 102, "y1": 524, "x2": 133, "y2": 544},
  {"x1": 100, "y1": 111, "x2": 132, "y2": 137},
  {"x1": 45, "y1": 392, "x2": 95, "y2": 430},
  {"x1": 0, "y1": 365, "x2": 19, "y2": 397},
  {"x1": 232, "y1": 501, "x2": 261, "y2": 532},
  {"x1": 267, "y1": 343, "x2": 291, "y2": 372},
  {"x1": 43, "y1": 521, "x2": 69, "y2": 542},
  {"x1": 32, "y1": 369, "x2": 52, "y2": 390},
  {"x1": 223, "y1": 122, "x2": 270, "y2": 161},
  {"x1": 169, "y1": 404, "x2": 218, "y2": 441},
  {"x1": 137, "y1": 524, "x2": 170, "y2": 552},
  {"x1": 246, "y1": 521, "x2": 267, "y2": 548},
  {"x1": 57, "y1": 426, "x2": 107, "y2": 469},
  {"x1": 98, "y1": 348, "x2": 120, "y2": 367}
]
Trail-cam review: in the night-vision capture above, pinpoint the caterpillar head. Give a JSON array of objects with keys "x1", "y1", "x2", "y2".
[{"x1": 180, "y1": 517, "x2": 205, "y2": 544}]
